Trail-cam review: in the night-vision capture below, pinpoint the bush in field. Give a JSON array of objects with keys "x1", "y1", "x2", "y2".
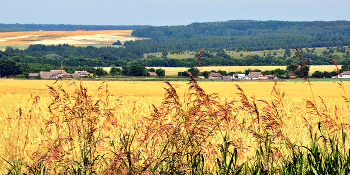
[
  {"x1": 96, "y1": 67, "x2": 109, "y2": 76},
  {"x1": 155, "y1": 68, "x2": 165, "y2": 76},
  {"x1": 112, "y1": 40, "x2": 122, "y2": 45},
  {"x1": 147, "y1": 68, "x2": 155, "y2": 72},
  {"x1": 122, "y1": 64, "x2": 148, "y2": 76},
  {"x1": 109, "y1": 66, "x2": 121, "y2": 76},
  {"x1": 178, "y1": 67, "x2": 200, "y2": 77}
]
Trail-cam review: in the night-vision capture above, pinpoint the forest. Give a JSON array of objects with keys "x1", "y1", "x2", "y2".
[{"x1": 129, "y1": 20, "x2": 350, "y2": 51}]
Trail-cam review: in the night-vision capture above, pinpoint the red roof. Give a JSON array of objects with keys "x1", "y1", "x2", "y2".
[
  {"x1": 282, "y1": 73, "x2": 296, "y2": 77},
  {"x1": 149, "y1": 72, "x2": 157, "y2": 76},
  {"x1": 248, "y1": 72, "x2": 263, "y2": 78},
  {"x1": 29, "y1": 73, "x2": 39, "y2": 77},
  {"x1": 74, "y1": 71, "x2": 90, "y2": 75},
  {"x1": 208, "y1": 72, "x2": 222, "y2": 77},
  {"x1": 39, "y1": 70, "x2": 69, "y2": 78},
  {"x1": 342, "y1": 71, "x2": 350, "y2": 75}
]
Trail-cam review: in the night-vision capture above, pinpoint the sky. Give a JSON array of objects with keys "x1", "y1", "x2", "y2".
[{"x1": 1, "y1": 0, "x2": 350, "y2": 26}]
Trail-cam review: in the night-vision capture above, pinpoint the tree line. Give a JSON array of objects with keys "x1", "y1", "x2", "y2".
[
  {"x1": 2, "y1": 44, "x2": 350, "y2": 68},
  {"x1": 130, "y1": 20, "x2": 350, "y2": 52},
  {"x1": 0, "y1": 59, "x2": 166, "y2": 78}
]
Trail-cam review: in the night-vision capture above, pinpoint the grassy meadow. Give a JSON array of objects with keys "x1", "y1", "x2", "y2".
[
  {"x1": 1, "y1": 77, "x2": 350, "y2": 173},
  {"x1": 225, "y1": 47, "x2": 350, "y2": 58},
  {"x1": 144, "y1": 47, "x2": 350, "y2": 60}
]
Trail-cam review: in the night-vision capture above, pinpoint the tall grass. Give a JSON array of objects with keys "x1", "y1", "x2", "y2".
[{"x1": 2, "y1": 52, "x2": 350, "y2": 174}]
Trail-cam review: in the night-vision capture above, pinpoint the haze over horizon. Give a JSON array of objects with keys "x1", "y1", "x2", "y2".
[{"x1": 1, "y1": 0, "x2": 350, "y2": 26}]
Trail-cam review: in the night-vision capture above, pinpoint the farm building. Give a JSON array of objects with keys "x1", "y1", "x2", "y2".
[
  {"x1": 149, "y1": 72, "x2": 158, "y2": 76},
  {"x1": 282, "y1": 73, "x2": 296, "y2": 79},
  {"x1": 28, "y1": 73, "x2": 39, "y2": 78},
  {"x1": 222, "y1": 75, "x2": 232, "y2": 81},
  {"x1": 338, "y1": 71, "x2": 350, "y2": 78},
  {"x1": 38, "y1": 70, "x2": 70, "y2": 79},
  {"x1": 234, "y1": 73, "x2": 246, "y2": 79},
  {"x1": 258, "y1": 75, "x2": 277, "y2": 80},
  {"x1": 29, "y1": 70, "x2": 91, "y2": 79},
  {"x1": 247, "y1": 72, "x2": 263, "y2": 80},
  {"x1": 71, "y1": 71, "x2": 91, "y2": 78},
  {"x1": 208, "y1": 72, "x2": 222, "y2": 79}
]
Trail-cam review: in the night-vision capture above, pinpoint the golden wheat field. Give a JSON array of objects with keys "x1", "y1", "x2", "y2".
[{"x1": 1, "y1": 78, "x2": 350, "y2": 173}]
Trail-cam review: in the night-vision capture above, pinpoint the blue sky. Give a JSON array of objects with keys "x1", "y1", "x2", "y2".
[{"x1": 1, "y1": 0, "x2": 349, "y2": 26}]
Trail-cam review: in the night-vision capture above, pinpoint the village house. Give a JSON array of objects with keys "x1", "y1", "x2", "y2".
[
  {"x1": 29, "y1": 70, "x2": 70, "y2": 79},
  {"x1": 40, "y1": 70, "x2": 70, "y2": 79},
  {"x1": 258, "y1": 74, "x2": 277, "y2": 80},
  {"x1": 234, "y1": 73, "x2": 246, "y2": 79},
  {"x1": 149, "y1": 72, "x2": 157, "y2": 76},
  {"x1": 208, "y1": 72, "x2": 223, "y2": 79},
  {"x1": 29, "y1": 70, "x2": 92, "y2": 79},
  {"x1": 282, "y1": 73, "x2": 296, "y2": 79},
  {"x1": 222, "y1": 75, "x2": 232, "y2": 81},
  {"x1": 71, "y1": 71, "x2": 91, "y2": 78},
  {"x1": 338, "y1": 71, "x2": 350, "y2": 78},
  {"x1": 28, "y1": 73, "x2": 39, "y2": 78},
  {"x1": 247, "y1": 72, "x2": 263, "y2": 80}
]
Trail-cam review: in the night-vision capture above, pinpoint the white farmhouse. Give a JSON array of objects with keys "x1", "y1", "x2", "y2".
[
  {"x1": 235, "y1": 73, "x2": 246, "y2": 79},
  {"x1": 338, "y1": 71, "x2": 350, "y2": 78}
]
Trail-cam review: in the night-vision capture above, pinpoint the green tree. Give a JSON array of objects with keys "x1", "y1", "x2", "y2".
[
  {"x1": 148, "y1": 68, "x2": 156, "y2": 72},
  {"x1": 286, "y1": 63, "x2": 308, "y2": 78},
  {"x1": 272, "y1": 68, "x2": 286, "y2": 78},
  {"x1": 122, "y1": 64, "x2": 148, "y2": 76},
  {"x1": 217, "y1": 70, "x2": 227, "y2": 76},
  {"x1": 311, "y1": 71, "x2": 323, "y2": 78},
  {"x1": 286, "y1": 64, "x2": 298, "y2": 72},
  {"x1": 201, "y1": 71, "x2": 210, "y2": 78},
  {"x1": 341, "y1": 64, "x2": 350, "y2": 71},
  {"x1": 112, "y1": 40, "x2": 122, "y2": 45},
  {"x1": 178, "y1": 71, "x2": 189, "y2": 77},
  {"x1": 162, "y1": 50, "x2": 168, "y2": 57},
  {"x1": 109, "y1": 66, "x2": 121, "y2": 76},
  {"x1": 0, "y1": 59, "x2": 22, "y2": 77},
  {"x1": 187, "y1": 67, "x2": 200, "y2": 77},
  {"x1": 95, "y1": 67, "x2": 107, "y2": 76},
  {"x1": 155, "y1": 68, "x2": 165, "y2": 76}
]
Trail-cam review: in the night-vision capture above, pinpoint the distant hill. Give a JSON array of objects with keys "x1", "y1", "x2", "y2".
[
  {"x1": 1, "y1": 20, "x2": 350, "y2": 68},
  {"x1": 0, "y1": 23, "x2": 150, "y2": 32},
  {"x1": 128, "y1": 20, "x2": 350, "y2": 51},
  {"x1": 132, "y1": 20, "x2": 350, "y2": 39}
]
